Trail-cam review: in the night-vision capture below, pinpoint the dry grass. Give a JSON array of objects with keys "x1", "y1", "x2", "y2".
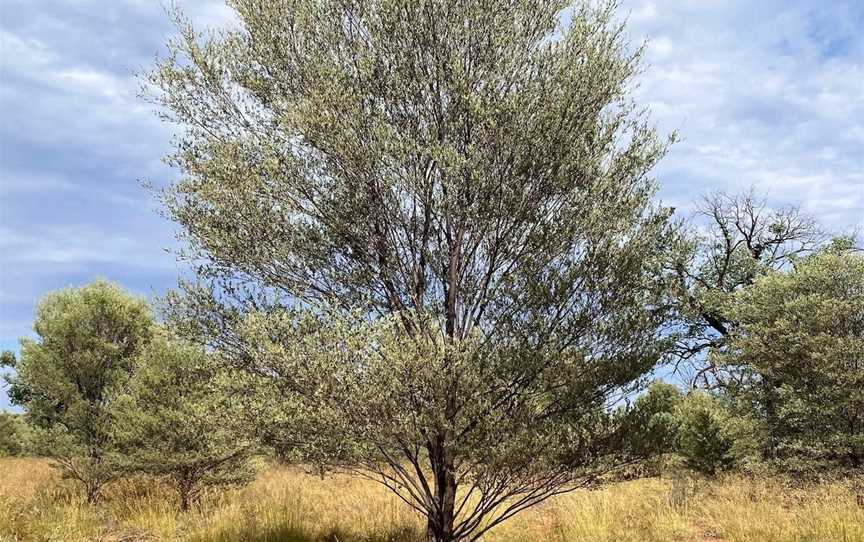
[{"x1": 1, "y1": 457, "x2": 862, "y2": 542}]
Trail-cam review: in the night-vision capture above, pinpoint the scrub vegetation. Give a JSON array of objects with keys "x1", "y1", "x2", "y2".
[{"x1": 1, "y1": 0, "x2": 862, "y2": 540}]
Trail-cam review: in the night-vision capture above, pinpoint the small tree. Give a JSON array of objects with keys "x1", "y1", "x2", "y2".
[
  {"x1": 150, "y1": 0, "x2": 678, "y2": 538},
  {"x1": 112, "y1": 336, "x2": 258, "y2": 511},
  {"x1": 0, "y1": 412, "x2": 33, "y2": 457},
  {"x1": 617, "y1": 382, "x2": 762, "y2": 475},
  {"x1": 618, "y1": 381, "x2": 682, "y2": 461},
  {"x1": 4, "y1": 280, "x2": 154, "y2": 502},
  {"x1": 720, "y1": 246, "x2": 864, "y2": 470},
  {"x1": 672, "y1": 392, "x2": 739, "y2": 475}
]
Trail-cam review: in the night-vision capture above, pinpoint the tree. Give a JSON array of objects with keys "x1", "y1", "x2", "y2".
[
  {"x1": 0, "y1": 353, "x2": 28, "y2": 457},
  {"x1": 672, "y1": 391, "x2": 745, "y2": 476},
  {"x1": 719, "y1": 246, "x2": 864, "y2": 470},
  {"x1": 670, "y1": 190, "x2": 824, "y2": 387},
  {"x1": 5, "y1": 280, "x2": 154, "y2": 502},
  {"x1": 112, "y1": 335, "x2": 258, "y2": 511},
  {"x1": 0, "y1": 412, "x2": 20, "y2": 456},
  {"x1": 618, "y1": 381, "x2": 682, "y2": 462},
  {"x1": 617, "y1": 382, "x2": 761, "y2": 475},
  {"x1": 149, "y1": 1, "x2": 677, "y2": 539},
  {"x1": 0, "y1": 412, "x2": 33, "y2": 457}
]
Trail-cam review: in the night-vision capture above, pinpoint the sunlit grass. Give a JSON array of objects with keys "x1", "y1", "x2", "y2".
[{"x1": 1, "y1": 457, "x2": 862, "y2": 541}]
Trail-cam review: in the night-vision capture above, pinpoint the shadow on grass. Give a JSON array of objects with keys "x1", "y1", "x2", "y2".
[
  {"x1": 190, "y1": 524, "x2": 423, "y2": 542},
  {"x1": 319, "y1": 525, "x2": 422, "y2": 542}
]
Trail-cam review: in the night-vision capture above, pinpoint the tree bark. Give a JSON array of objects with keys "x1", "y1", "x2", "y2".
[
  {"x1": 426, "y1": 433, "x2": 458, "y2": 542},
  {"x1": 177, "y1": 475, "x2": 196, "y2": 512},
  {"x1": 85, "y1": 483, "x2": 101, "y2": 505}
]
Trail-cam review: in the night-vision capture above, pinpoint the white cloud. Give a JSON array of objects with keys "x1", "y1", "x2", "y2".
[
  {"x1": 619, "y1": 0, "x2": 864, "y2": 231},
  {"x1": 55, "y1": 68, "x2": 129, "y2": 98},
  {"x1": 0, "y1": 30, "x2": 56, "y2": 71},
  {"x1": 0, "y1": 227, "x2": 177, "y2": 270},
  {"x1": 0, "y1": 0, "x2": 861, "y2": 348}
]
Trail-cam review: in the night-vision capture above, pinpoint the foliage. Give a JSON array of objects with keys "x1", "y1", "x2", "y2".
[
  {"x1": 618, "y1": 381, "x2": 683, "y2": 461},
  {"x1": 148, "y1": 0, "x2": 679, "y2": 538},
  {"x1": 669, "y1": 190, "x2": 823, "y2": 387},
  {"x1": 0, "y1": 351, "x2": 14, "y2": 370},
  {"x1": 673, "y1": 392, "x2": 732, "y2": 475},
  {"x1": 618, "y1": 382, "x2": 762, "y2": 475},
  {"x1": 0, "y1": 412, "x2": 34, "y2": 457},
  {"x1": 720, "y1": 248, "x2": 864, "y2": 470},
  {"x1": 111, "y1": 335, "x2": 259, "y2": 511},
  {"x1": 671, "y1": 391, "x2": 762, "y2": 476},
  {"x1": 4, "y1": 279, "x2": 154, "y2": 502}
]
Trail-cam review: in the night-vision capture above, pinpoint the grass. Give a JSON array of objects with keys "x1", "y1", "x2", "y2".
[{"x1": 1, "y1": 457, "x2": 863, "y2": 542}]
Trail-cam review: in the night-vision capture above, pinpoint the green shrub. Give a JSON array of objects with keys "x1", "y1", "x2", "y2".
[
  {"x1": 673, "y1": 392, "x2": 763, "y2": 475},
  {"x1": 0, "y1": 412, "x2": 33, "y2": 456}
]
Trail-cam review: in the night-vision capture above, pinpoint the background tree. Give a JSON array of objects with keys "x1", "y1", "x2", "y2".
[
  {"x1": 617, "y1": 381, "x2": 682, "y2": 463},
  {"x1": 0, "y1": 352, "x2": 29, "y2": 457},
  {"x1": 150, "y1": 0, "x2": 677, "y2": 539},
  {"x1": 112, "y1": 335, "x2": 258, "y2": 511},
  {"x1": 671, "y1": 391, "x2": 761, "y2": 476},
  {"x1": 0, "y1": 412, "x2": 33, "y2": 457},
  {"x1": 4, "y1": 280, "x2": 154, "y2": 502},
  {"x1": 670, "y1": 190, "x2": 824, "y2": 387},
  {"x1": 617, "y1": 382, "x2": 761, "y2": 475},
  {"x1": 0, "y1": 412, "x2": 21, "y2": 457},
  {"x1": 718, "y1": 245, "x2": 864, "y2": 469}
]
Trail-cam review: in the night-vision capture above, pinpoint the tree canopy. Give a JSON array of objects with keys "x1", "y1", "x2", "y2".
[
  {"x1": 719, "y1": 246, "x2": 864, "y2": 470},
  {"x1": 5, "y1": 280, "x2": 154, "y2": 502},
  {"x1": 670, "y1": 190, "x2": 824, "y2": 387},
  {"x1": 149, "y1": 0, "x2": 678, "y2": 539}
]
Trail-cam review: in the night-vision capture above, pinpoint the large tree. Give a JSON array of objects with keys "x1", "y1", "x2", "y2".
[
  {"x1": 4, "y1": 280, "x2": 154, "y2": 502},
  {"x1": 670, "y1": 190, "x2": 824, "y2": 387},
  {"x1": 718, "y1": 245, "x2": 864, "y2": 469},
  {"x1": 150, "y1": 1, "x2": 677, "y2": 539}
]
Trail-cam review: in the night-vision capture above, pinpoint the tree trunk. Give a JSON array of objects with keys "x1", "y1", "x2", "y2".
[
  {"x1": 180, "y1": 489, "x2": 190, "y2": 512},
  {"x1": 426, "y1": 434, "x2": 458, "y2": 542},
  {"x1": 85, "y1": 483, "x2": 101, "y2": 505},
  {"x1": 177, "y1": 475, "x2": 196, "y2": 512},
  {"x1": 426, "y1": 244, "x2": 461, "y2": 542},
  {"x1": 762, "y1": 376, "x2": 778, "y2": 460}
]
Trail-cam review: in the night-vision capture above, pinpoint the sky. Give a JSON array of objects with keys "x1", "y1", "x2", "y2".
[{"x1": 1, "y1": 0, "x2": 862, "y2": 410}]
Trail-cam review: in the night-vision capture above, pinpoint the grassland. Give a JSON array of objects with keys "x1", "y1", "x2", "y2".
[{"x1": 1, "y1": 457, "x2": 863, "y2": 542}]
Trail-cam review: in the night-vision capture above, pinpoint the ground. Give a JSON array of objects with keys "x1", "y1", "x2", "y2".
[{"x1": 1, "y1": 458, "x2": 862, "y2": 542}]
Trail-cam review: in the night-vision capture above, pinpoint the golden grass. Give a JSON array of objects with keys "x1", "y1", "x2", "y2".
[{"x1": 1, "y1": 458, "x2": 862, "y2": 542}]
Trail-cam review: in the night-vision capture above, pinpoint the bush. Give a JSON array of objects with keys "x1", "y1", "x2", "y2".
[
  {"x1": 620, "y1": 382, "x2": 764, "y2": 476},
  {"x1": 619, "y1": 381, "x2": 683, "y2": 462},
  {"x1": 673, "y1": 392, "x2": 763, "y2": 475},
  {"x1": 0, "y1": 412, "x2": 33, "y2": 456}
]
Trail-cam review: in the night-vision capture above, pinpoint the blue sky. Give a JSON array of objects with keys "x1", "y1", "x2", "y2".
[{"x1": 1, "y1": 0, "x2": 862, "y2": 410}]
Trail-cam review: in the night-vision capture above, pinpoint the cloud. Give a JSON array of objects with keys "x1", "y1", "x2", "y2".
[
  {"x1": 618, "y1": 0, "x2": 864, "y2": 230},
  {"x1": 0, "y1": 226, "x2": 176, "y2": 268},
  {"x1": 0, "y1": 0, "x2": 201, "y2": 370},
  {"x1": 0, "y1": 0, "x2": 862, "y2": 409}
]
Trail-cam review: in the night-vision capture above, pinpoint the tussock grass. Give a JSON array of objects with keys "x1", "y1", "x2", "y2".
[{"x1": 1, "y1": 458, "x2": 862, "y2": 542}]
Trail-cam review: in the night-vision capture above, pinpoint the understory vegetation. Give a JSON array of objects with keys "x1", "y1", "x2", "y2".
[{"x1": 2, "y1": 458, "x2": 863, "y2": 542}]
